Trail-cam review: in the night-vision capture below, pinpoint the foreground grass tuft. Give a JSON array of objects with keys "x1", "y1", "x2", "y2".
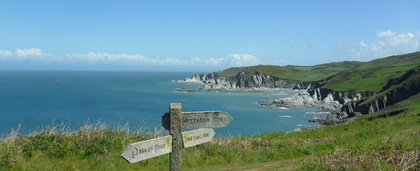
[{"x1": 0, "y1": 122, "x2": 166, "y2": 170}]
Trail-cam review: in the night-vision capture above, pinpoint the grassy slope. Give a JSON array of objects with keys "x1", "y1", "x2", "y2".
[
  {"x1": 324, "y1": 52, "x2": 420, "y2": 92},
  {"x1": 217, "y1": 52, "x2": 420, "y2": 92},
  {"x1": 217, "y1": 62, "x2": 360, "y2": 83},
  {"x1": 0, "y1": 94, "x2": 418, "y2": 170}
]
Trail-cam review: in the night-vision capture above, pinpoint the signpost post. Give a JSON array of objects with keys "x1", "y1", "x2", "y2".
[{"x1": 121, "y1": 103, "x2": 233, "y2": 171}]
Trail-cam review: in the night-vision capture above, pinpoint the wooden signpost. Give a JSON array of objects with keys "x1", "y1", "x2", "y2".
[{"x1": 121, "y1": 103, "x2": 232, "y2": 171}]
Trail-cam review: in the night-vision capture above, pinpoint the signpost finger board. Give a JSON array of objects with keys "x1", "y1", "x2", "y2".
[
  {"x1": 162, "y1": 111, "x2": 233, "y2": 130},
  {"x1": 121, "y1": 135, "x2": 172, "y2": 163}
]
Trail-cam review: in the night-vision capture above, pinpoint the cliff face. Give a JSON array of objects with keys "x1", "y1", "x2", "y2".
[
  {"x1": 272, "y1": 66, "x2": 420, "y2": 124},
  {"x1": 343, "y1": 67, "x2": 420, "y2": 115},
  {"x1": 183, "y1": 72, "x2": 295, "y2": 89},
  {"x1": 273, "y1": 88, "x2": 374, "y2": 113},
  {"x1": 182, "y1": 73, "x2": 219, "y2": 83},
  {"x1": 292, "y1": 82, "x2": 324, "y2": 90}
]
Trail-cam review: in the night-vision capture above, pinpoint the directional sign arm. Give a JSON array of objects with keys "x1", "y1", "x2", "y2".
[
  {"x1": 182, "y1": 128, "x2": 215, "y2": 148},
  {"x1": 121, "y1": 135, "x2": 172, "y2": 163},
  {"x1": 182, "y1": 111, "x2": 233, "y2": 129},
  {"x1": 162, "y1": 111, "x2": 233, "y2": 130}
]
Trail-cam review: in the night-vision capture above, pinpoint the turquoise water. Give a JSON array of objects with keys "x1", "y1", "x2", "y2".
[{"x1": 0, "y1": 71, "x2": 321, "y2": 137}]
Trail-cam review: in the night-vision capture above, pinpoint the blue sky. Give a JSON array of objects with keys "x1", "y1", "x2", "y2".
[{"x1": 1, "y1": 0, "x2": 419, "y2": 71}]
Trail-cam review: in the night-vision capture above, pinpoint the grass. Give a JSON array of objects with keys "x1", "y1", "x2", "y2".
[
  {"x1": 209, "y1": 52, "x2": 420, "y2": 92},
  {"x1": 217, "y1": 63, "x2": 358, "y2": 83},
  {"x1": 1, "y1": 94, "x2": 419, "y2": 170},
  {"x1": 0, "y1": 122, "x2": 168, "y2": 170},
  {"x1": 324, "y1": 64, "x2": 418, "y2": 92}
]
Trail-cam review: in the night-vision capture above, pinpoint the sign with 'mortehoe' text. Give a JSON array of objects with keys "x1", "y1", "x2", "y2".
[{"x1": 162, "y1": 111, "x2": 233, "y2": 130}]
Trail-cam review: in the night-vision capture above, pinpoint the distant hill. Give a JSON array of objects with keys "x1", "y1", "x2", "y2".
[
  {"x1": 183, "y1": 51, "x2": 420, "y2": 124},
  {"x1": 211, "y1": 51, "x2": 420, "y2": 92}
]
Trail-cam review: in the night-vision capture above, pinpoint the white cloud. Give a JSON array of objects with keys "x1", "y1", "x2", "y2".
[
  {"x1": 60, "y1": 52, "x2": 148, "y2": 64},
  {"x1": 376, "y1": 30, "x2": 396, "y2": 38},
  {"x1": 0, "y1": 50, "x2": 13, "y2": 58},
  {"x1": 345, "y1": 30, "x2": 420, "y2": 59},
  {"x1": 0, "y1": 48, "x2": 262, "y2": 70},
  {"x1": 15, "y1": 48, "x2": 45, "y2": 57},
  {"x1": 227, "y1": 54, "x2": 261, "y2": 66},
  {"x1": 7, "y1": 48, "x2": 54, "y2": 61}
]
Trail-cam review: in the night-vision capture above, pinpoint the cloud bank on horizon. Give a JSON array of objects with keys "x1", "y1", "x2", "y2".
[
  {"x1": 0, "y1": 49, "x2": 261, "y2": 71},
  {"x1": 342, "y1": 30, "x2": 420, "y2": 60},
  {"x1": 1, "y1": 30, "x2": 419, "y2": 71}
]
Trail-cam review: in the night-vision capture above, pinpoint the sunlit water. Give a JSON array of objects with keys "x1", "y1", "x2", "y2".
[{"x1": 0, "y1": 71, "x2": 322, "y2": 137}]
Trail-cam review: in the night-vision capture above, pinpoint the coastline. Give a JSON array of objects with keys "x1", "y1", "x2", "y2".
[
  {"x1": 173, "y1": 79, "x2": 305, "y2": 93},
  {"x1": 176, "y1": 77, "x2": 350, "y2": 126}
]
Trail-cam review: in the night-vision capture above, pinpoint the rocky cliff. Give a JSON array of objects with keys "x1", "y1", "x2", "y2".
[
  {"x1": 183, "y1": 71, "x2": 295, "y2": 89},
  {"x1": 273, "y1": 88, "x2": 373, "y2": 112},
  {"x1": 180, "y1": 52, "x2": 420, "y2": 125},
  {"x1": 342, "y1": 66, "x2": 420, "y2": 115},
  {"x1": 273, "y1": 66, "x2": 420, "y2": 124}
]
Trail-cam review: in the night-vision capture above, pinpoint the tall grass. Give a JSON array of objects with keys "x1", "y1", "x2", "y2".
[
  {"x1": 0, "y1": 121, "x2": 166, "y2": 170},
  {"x1": 1, "y1": 96, "x2": 419, "y2": 170}
]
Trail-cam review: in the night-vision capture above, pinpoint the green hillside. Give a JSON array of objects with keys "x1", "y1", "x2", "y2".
[
  {"x1": 216, "y1": 51, "x2": 420, "y2": 92},
  {"x1": 324, "y1": 52, "x2": 420, "y2": 92},
  {"x1": 218, "y1": 61, "x2": 361, "y2": 83}
]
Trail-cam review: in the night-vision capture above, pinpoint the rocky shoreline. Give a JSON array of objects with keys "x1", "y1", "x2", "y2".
[
  {"x1": 177, "y1": 74, "x2": 355, "y2": 125},
  {"x1": 267, "y1": 91, "x2": 354, "y2": 125},
  {"x1": 179, "y1": 66, "x2": 420, "y2": 126}
]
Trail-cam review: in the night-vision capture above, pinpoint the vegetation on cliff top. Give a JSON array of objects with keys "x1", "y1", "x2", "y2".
[{"x1": 217, "y1": 51, "x2": 420, "y2": 92}]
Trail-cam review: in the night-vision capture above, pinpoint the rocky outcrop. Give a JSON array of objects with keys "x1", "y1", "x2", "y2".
[
  {"x1": 292, "y1": 82, "x2": 324, "y2": 90},
  {"x1": 343, "y1": 67, "x2": 420, "y2": 115},
  {"x1": 181, "y1": 72, "x2": 218, "y2": 84},
  {"x1": 273, "y1": 66, "x2": 420, "y2": 125},
  {"x1": 309, "y1": 112, "x2": 352, "y2": 125},
  {"x1": 182, "y1": 72, "x2": 295, "y2": 89},
  {"x1": 272, "y1": 91, "x2": 343, "y2": 112},
  {"x1": 273, "y1": 88, "x2": 373, "y2": 113}
]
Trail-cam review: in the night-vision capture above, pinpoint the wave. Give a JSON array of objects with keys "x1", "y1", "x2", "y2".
[
  {"x1": 279, "y1": 115, "x2": 292, "y2": 118},
  {"x1": 305, "y1": 111, "x2": 330, "y2": 114}
]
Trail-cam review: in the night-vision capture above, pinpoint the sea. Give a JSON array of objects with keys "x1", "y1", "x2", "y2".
[{"x1": 0, "y1": 71, "x2": 323, "y2": 137}]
